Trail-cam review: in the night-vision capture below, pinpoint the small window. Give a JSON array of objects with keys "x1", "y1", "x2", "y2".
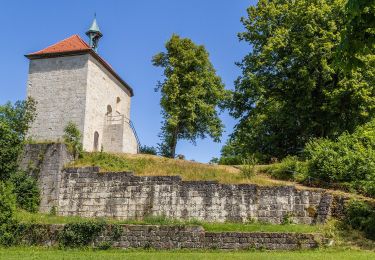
[
  {"x1": 106, "y1": 105, "x2": 112, "y2": 115},
  {"x1": 93, "y1": 131, "x2": 99, "y2": 151},
  {"x1": 116, "y1": 97, "x2": 121, "y2": 112}
]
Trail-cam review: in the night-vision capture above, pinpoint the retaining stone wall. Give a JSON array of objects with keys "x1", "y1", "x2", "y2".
[
  {"x1": 59, "y1": 167, "x2": 335, "y2": 224},
  {"x1": 20, "y1": 143, "x2": 73, "y2": 213},
  {"x1": 19, "y1": 224, "x2": 323, "y2": 250}
]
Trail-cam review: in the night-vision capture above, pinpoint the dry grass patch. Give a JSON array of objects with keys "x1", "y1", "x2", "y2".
[{"x1": 68, "y1": 152, "x2": 290, "y2": 186}]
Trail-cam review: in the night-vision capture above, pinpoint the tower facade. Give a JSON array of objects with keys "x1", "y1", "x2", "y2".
[{"x1": 25, "y1": 22, "x2": 139, "y2": 153}]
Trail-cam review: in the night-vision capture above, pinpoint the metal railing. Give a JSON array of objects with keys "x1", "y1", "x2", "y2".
[{"x1": 105, "y1": 114, "x2": 141, "y2": 153}]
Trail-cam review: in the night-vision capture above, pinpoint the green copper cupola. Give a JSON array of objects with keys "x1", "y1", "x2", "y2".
[{"x1": 86, "y1": 15, "x2": 103, "y2": 52}]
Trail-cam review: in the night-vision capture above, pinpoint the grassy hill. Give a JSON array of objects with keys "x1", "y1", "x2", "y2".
[
  {"x1": 67, "y1": 152, "x2": 375, "y2": 202},
  {"x1": 68, "y1": 152, "x2": 293, "y2": 186}
]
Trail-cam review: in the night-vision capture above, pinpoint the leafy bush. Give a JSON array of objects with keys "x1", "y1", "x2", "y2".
[
  {"x1": 58, "y1": 220, "x2": 106, "y2": 248},
  {"x1": 267, "y1": 156, "x2": 308, "y2": 181},
  {"x1": 218, "y1": 140, "x2": 247, "y2": 165},
  {"x1": 63, "y1": 122, "x2": 83, "y2": 159},
  {"x1": 209, "y1": 157, "x2": 219, "y2": 164},
  {"x1": 0, "y1": 181, "x2": 17, "y2": 246},
  {"x1": 344, "y1": 200, "x2": 375, "y2": 240},
  {"x1": 304, "y1": 119, "x2": 375, "y2": 196},
  {"x1": 240, "y1": 155, "x2": 258, "y2": 178},
  {"x1": 57, "y1": 221, "x2": 124, "y2": 248},
  {"x1": 139, "y1": 145, "x2": 157, "y2": 155},
  {"x1": 218, "y1": 155, "x2": 243, "y2": 165},
  {"x1": 0, "y1": 181, "x2": 16, "y2": 225},
  {"x1": 0, "y1": 98, "x2": 36, "y2": 180},
  {"x1": 176, "y1": 154, "x2": 185, "y2": 160},
  {"x1": 10, "y1": 171, "x2": 40, "y2": 212},
  {"x1": 97, "y1": 241, "x2": 112, "y2": 250},
  {"x1": 0, "y1": 99, "x2": 40, "y2": 245}
]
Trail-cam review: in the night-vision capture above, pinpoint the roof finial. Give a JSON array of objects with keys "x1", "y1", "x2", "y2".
[{"x1": 86, "y1": 14, "x2": 103, "y2": 52}]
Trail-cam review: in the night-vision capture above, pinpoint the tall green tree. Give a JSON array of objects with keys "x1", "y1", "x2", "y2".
[
  {"x1": 0, "y1": 98, "x2": 36, "y2": 180},
  {"x1": 152, "y1": 34, "x2": 228, "y2": 158},
  {"x1": 341, "y1": 0, "x2": 375, "y2": 66},
  {"x1": 0, "y1": 98, "x2": 40, "y2": 213},
  {"x1": 225, "y1": 0, "x2": 375, "y2": 161}
]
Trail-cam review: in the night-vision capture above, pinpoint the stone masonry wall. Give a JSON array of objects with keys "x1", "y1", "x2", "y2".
[
  {"x1": 85, "y1": 55, "x2": 137, "y2": 153},
  {"x1": 102, "y1": 124, "x2": 124, "y2": 152},
  {"x1": 58, "y1": 167, "x2": 335, "y2": 224},
  {"x1": 20, "y1": 224, "x2": 323, "y2": 250},
  {"x1": 20, "y1": 143, "x2": 73, "y2": 213},
  {"x1": 27, "y1": 55, "x2": 89, "y2": 143},
  {"x1": 102, "y1": 225, "x2": 322, "y2": 250}
]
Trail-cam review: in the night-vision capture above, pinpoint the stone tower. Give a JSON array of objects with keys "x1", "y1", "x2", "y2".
[{"x1": 25, "y1": 19, "x2": 139, "y2": 153}]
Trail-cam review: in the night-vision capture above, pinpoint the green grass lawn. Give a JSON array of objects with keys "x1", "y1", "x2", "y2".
[{"x1": 1, "y1": 247, "x2": 374, "y2": 260}]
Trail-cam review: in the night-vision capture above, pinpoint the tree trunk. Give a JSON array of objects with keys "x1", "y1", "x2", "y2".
[{"x1": 169, "y1": 126, "x2": 179, "y2": 158}]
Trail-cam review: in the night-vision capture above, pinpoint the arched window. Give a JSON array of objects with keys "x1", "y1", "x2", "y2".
[
  {"x1": 106, "y1": 105, "x2": 112, "y2": 115},
  {"x1": 116, "y1": 97, "x2": 121, "y2": 113},
  {"x1": 93, "y1": 131, "x2": 99, "y2": 151}
]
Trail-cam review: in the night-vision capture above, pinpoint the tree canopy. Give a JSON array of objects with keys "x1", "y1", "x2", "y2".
[
  {"x1": 224, "y1": 0, "x2": 375, "y2": 161},
  {"x1": 152, "y1": 34, "x2": 228, "y2": 158},
  {"x1": 341, "y1": 0, "x2": 375, "y2": 66}
]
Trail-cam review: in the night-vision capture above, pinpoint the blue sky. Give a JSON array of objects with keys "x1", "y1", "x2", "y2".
[{"x1": 0, "y1": 0, "x2": 256, "y2": 162}]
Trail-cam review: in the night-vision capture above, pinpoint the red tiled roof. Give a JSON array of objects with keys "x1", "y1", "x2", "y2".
[
  {"x1": 25, "y1": 35, "x2": 134, "y2": 96},
  {"x1": 28, "y1": 34, "x2": 91, "y2": 55}
]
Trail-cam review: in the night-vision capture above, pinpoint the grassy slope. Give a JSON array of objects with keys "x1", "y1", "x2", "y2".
[
  {"x1": 68, "y1": 152, "x2": 292, "y2": 186},
  {"x1": 1, "y1": 247, "x2": 375, "y2": 260},
  {"x1": 68, "y1": 152, "x2": 375, "y2": 201}
]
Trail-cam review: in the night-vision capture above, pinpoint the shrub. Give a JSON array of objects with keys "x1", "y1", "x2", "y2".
[
  {"x1": 0, "y1": 123, "x2": 22, "y2": 181},
  {"x1": 218, "y1": 151, "x2": 266, "y2": 166},
  {"x1": 267, "y1": 156, "x2": 308, "y2": 181},
  {"x1": 218, "y1": 155, "x2": 243, "y2": 165},
  {"x1": 139, "y1": 145, "x2": 157, "y2": 155},
  {"x1": 9, "y1": 171, "x2": 40, "y2": 212},
  {"x1": 282, "y1": 212, "x2": 295, "y2": 225},
  {"x1": 97, "y1": 241, "x2": 112, "y2": 250},
  {"x1": 176, "y1": 154, "x2": 185, "y2": 160},
  {"x1": 304, "y1": 119, "x2": 375, "y2": 196},
  {"x1": 344, "y1": 200, "x2": 375, "y2": 240},
  {"x1": 63, "y1": 122, "x2": 83, "y2": 159},
  {"x1": 240, "y1": 155, "x2": 258, "y2": 178},
  {"x1": 110, "y1": 224, "x2": 123, "y2": 240},
  {"x1": 58, "y1": 220, "x2": 106, "y2": 248},
  {"x1": 209, "y1": 157, "x2": 219, "y2": 164},
  {"x1": 0, "y1": 98, "x2": 36, "y2": 181},
  {"x1": 0, "y1": 181, "x2": 18, "y2": 246},
  {"x1": 0, "y1": 181, "x2": 16, "y2": 225}
]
